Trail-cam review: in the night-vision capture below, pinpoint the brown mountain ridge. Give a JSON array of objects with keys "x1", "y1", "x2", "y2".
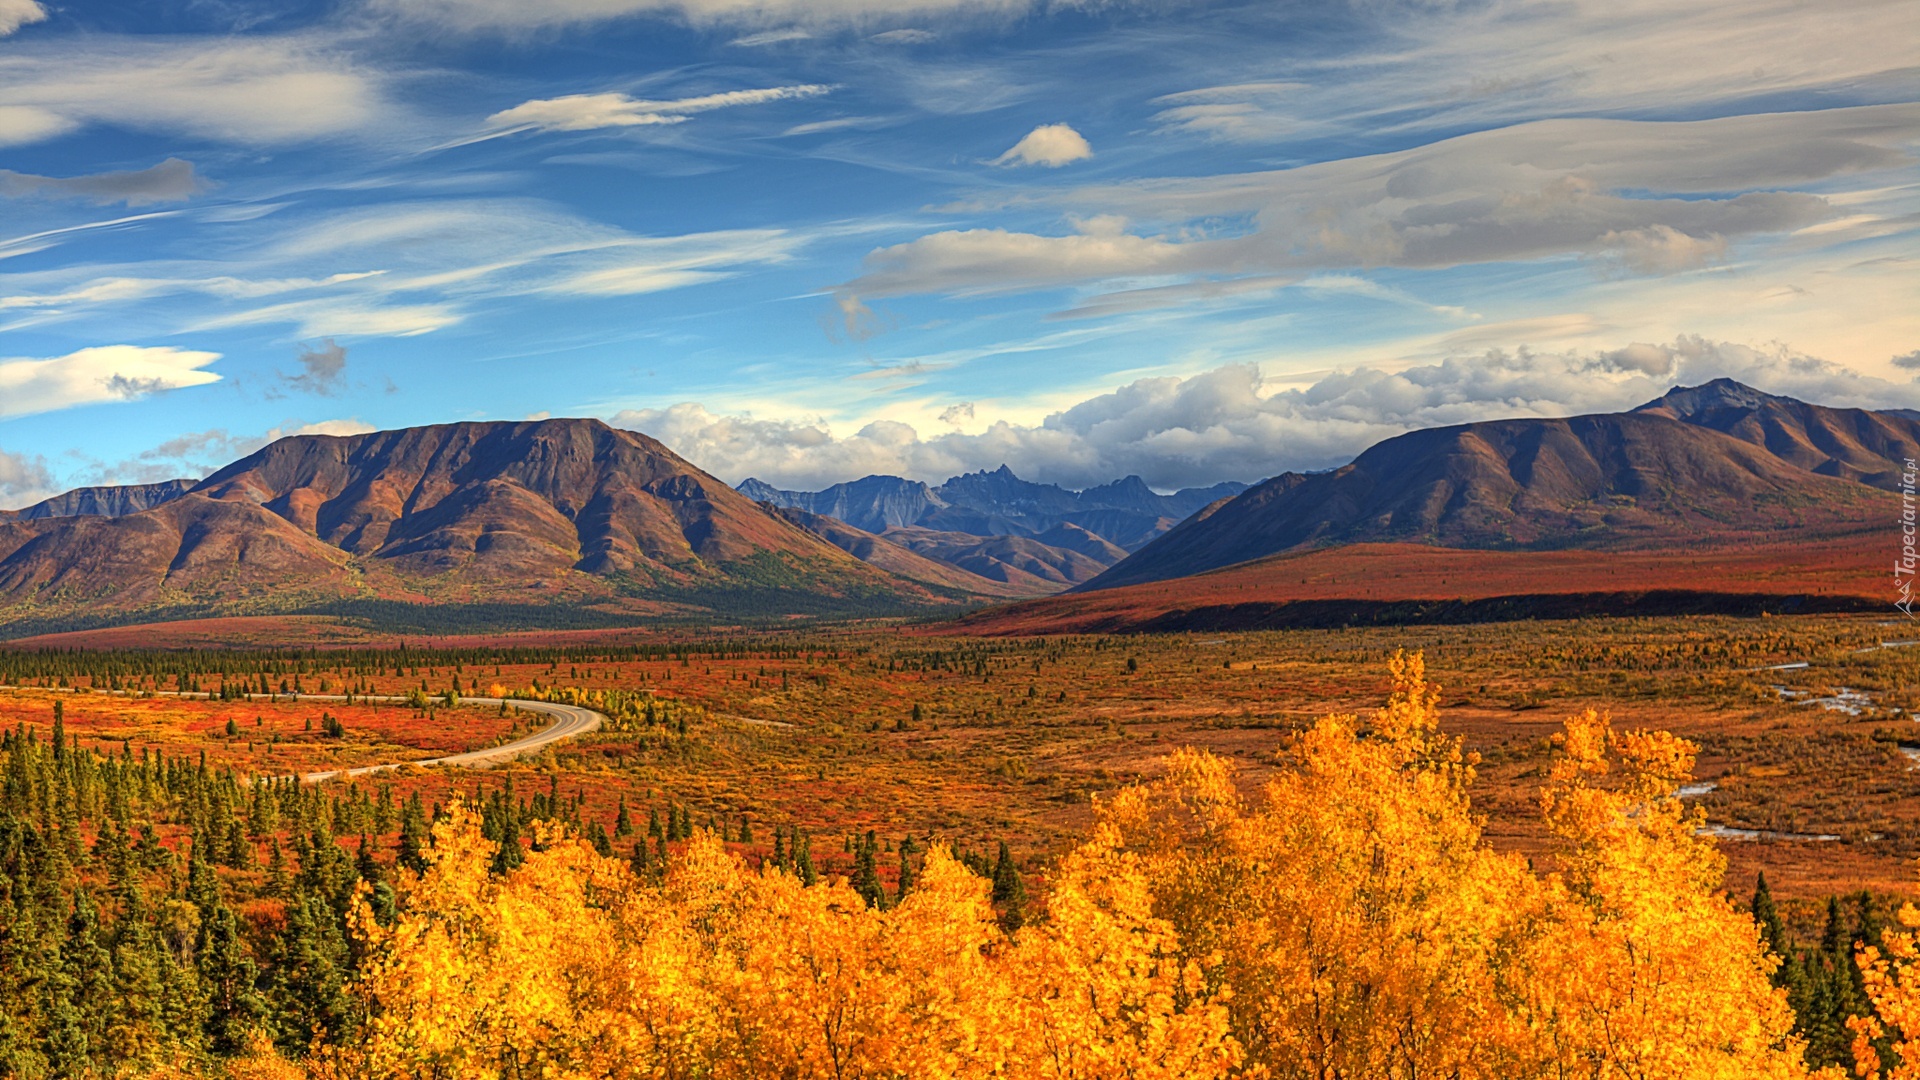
[
  {"x1": 0, "y1": 418, "x2": 978, "y2": 633},
  {"x1": 1081, "y1": 380, "x2": 1908, "y2": 592}
]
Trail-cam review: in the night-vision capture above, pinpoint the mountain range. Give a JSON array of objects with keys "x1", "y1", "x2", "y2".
[
  {"x1": 1076, "y1": 377, "x2": 1913, "y2": 593},
  {"x1": 0, "y1": 419, "x2": 990, "y2": 634},
  {"x1": 738, "y1": 467, "x2": 1245, "y2": 589},
  {"x1": 0, "y1": 379, "x2": 1905, "y2": 638}
]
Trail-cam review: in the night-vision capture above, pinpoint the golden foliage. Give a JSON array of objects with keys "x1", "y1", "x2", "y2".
[{"x1": 317, "y1": 652, "x2": 1835, "y2": 1080}]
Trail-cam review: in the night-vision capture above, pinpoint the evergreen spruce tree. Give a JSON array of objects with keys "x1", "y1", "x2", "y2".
[
  {"x1": 397, "y1": 794, "x2": 430, "y2": 874},
  {"x1": 991, "y1": 841, "x2": 1026, "y2": 932},
  {"x1": 796, "y1": 832, "x2": 818, "y2": 887},
  {"x1": 197, "y1": 901, "x2": 262, "y2": 1055},
  {"x1": 266, "y1": 888, "x2": 353, "y2": 1056},
  {"x1": 853, "y1": 832, "x2": 887, "y2": 910},
  {"x1": 895, "y1": 837, "x2": 918, "y2": 903},
  {"x1": 61, "y1": 890, "x2": 114, "y2": 1066}
]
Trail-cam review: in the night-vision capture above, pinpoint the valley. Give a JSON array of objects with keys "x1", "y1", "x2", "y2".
[{"x1": 8, "y1": 612, "x2": 1919, "y2": 900}]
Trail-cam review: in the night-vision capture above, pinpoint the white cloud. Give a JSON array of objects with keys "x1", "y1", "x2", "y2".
[
  {"x1": 0, "y1": 105, "x2": 71, "y2": 146},
  {"x1": 991, "y1": 122, "x2": 1092, "y2": 168},
  {"x1": 1392, "y1": 0, "x2": 1919, "y2": 127},
  {"x1": 0, "y1": 345, "x2": 221, "y2": 420},
  {"x1": 847, "y1": 105, "x2": 1917, "y2": 308},
  {"x1": 0, "y1": 447, "x2": 55, "y2": 511},
  {"x1": 80, "y1": 418, "x2": 380, "y2": 487},
  {"x1": 611, "y1": 336, "x2": 1920, "y2": 490},
  {"x1": 193, "y1": 298, "x2": 462, "y2": 338},
  {"x1": 730, "y1": 28, "x2": 811, "y2": 45},
  {"x1": 486, "y1": 84, "x2": 832, "y2": 133},
  {"x1": 851, "y1": 223, "x2": 1181, "y2": 300},
  {"x1": 0, "y1": 38, "x2": 385, "y2": 146},
  {"x1": 1150, "y1": 82, "x2": 1310, "y2": 143},
  {"x1": 1597, "y1": 225, "x2": 1731, "y2": 274},
  {"x1": 0, "y1": 0, "x2": 45, "y2": 37},
  {"x1": 279, "y1": 418, "x2": 377, "y2": 439},
  {"x1": 871, "y1": 28, "x2": 936, "y2": 43},
  {"x1": 376, "y1": 0, "x2": 1031, "y2": 32},
  {"x1": 4, "y1": 201, "x2": 804, "y2": 340}
]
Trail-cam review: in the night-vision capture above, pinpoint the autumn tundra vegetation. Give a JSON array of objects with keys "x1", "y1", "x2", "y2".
[{"x1": 3, "y1": 640, "x2": 1920, "y2": 1077}]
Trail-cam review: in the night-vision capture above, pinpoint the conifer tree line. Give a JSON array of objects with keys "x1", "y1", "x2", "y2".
[
  {"x1": 0, "y1": 699, "x2": 1023, "y2": 1078},
  {"x1": 0, "y1": 636, "x2": 1092, "y2": 694}
]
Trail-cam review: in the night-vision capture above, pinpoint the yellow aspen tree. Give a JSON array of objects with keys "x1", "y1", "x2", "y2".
[
  {"x1": 1518, "y1": 708, "x2": 1824, "y2": 1079},
  {"x1": 1086, "y1": 651, "x2": 1537, "y2": 1079},
  {"x1": 1846, "y1": 901, "x2": 1920, "y2": 1078},
  {"x1": 1004, "y1": 807, "x2": 1241, "y2": 1080}
]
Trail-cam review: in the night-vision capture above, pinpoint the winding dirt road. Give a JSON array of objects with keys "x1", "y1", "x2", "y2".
[
  {"x1": 18, "y1": 686, "x2": 610, "y2": 784},
  {"x1": 291, "y1": 696, "x2": 605, "y2": 783}
]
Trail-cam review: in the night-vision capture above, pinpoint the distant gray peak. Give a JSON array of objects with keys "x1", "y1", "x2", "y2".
[
  {"x1": 1634, "y1": 378, "x2": 1781, "y2": 417},
  {"x1": 11, "y1": 478, "x2": 197, "y2": 521}
]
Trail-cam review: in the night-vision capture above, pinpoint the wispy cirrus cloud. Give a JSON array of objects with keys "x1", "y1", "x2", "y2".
[
  {"x1": 485, "y1": 84, "x2": 832, "y2": 134},
  {"x1": 376, "y1": 0, "x2": 1039, "y2": 32},
  {"x1": 843, "y1": 105, "x2": 1918, "y2": 314},
  {"x1": 0, "y1": 199, "x2": 808, "y2": 340},
  {"x1": 0, "y1": 37, "x2": 387, "y2": 147}
]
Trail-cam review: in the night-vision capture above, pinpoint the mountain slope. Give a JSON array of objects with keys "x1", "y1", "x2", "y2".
[
  {"x1": 883, "y1": 527, "x2": 1116, "y2": 590},
  {"x1": 0, "y1": 496, "x2": 355, "y2": 607},
  {"x1": 190, "y1": 418, "x2": 842, "y2": 579},
  {"x1": 1635, "y1": 377, "x2": 1920, "y2": 490},
  {"x1": 0, "y1": 419, "x2": 972, "y2": 631},
  {"x1": 1084, "y1": 385, "x2": 1896, "y2": 592},
  {"x1": 766, "y1": 506, "x2": 1034, "y2": 598},
  {"x1": 736, "y1": 466, "x2": 1248, "y2": 553},
  {"x1": 1, "y1": 479, "x2": 195, "y2": 522}
]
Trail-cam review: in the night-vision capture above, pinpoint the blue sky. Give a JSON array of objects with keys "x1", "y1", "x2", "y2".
[{"x1": 0, "y1": 0, "x2": 1916, "y2": 506}]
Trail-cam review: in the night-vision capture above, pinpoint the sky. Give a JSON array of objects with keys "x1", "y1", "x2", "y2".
[{"x1": 0, "y1": 0, "x2": 1916, "y2": 507}]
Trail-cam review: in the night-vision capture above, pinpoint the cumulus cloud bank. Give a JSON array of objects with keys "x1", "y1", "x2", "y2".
[
  {"x1": 0, "y1": 448, "x2": 55, "y2": 510},
  {"x1": 84, "y1": 419, "x2": 378, "y2": 487},
  {"x1": 0, "y1": 345, "x2": 221, "y2": 420},
  {"x1": 992, "y1": 123, "x2": 1092, "y2": 167},
  {"x1": 613, "y1": 337, "x2": 1920, "y2": 491}
]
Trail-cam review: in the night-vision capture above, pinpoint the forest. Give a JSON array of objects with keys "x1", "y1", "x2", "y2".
[{"x1": 3, "y1": 650, "x2": 1920, "y2": 1077}]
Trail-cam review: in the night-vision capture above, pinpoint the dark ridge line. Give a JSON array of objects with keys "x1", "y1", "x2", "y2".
[{"x1": 966, "y1": 590, "x2": 1885, "y2": 634}]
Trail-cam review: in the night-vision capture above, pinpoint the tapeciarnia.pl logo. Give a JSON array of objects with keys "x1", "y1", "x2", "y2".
[{"x1": 1899, "y1": 457, "x2": 1918, "y2": 617}]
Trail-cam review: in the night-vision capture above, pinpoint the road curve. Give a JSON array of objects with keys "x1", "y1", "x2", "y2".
[
  {"x1": 5, "y1": 686, "x2": 607, "y2": 783},
  {"x1": 289, "y1": 696, "x2": 604, "y2": 783}
]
